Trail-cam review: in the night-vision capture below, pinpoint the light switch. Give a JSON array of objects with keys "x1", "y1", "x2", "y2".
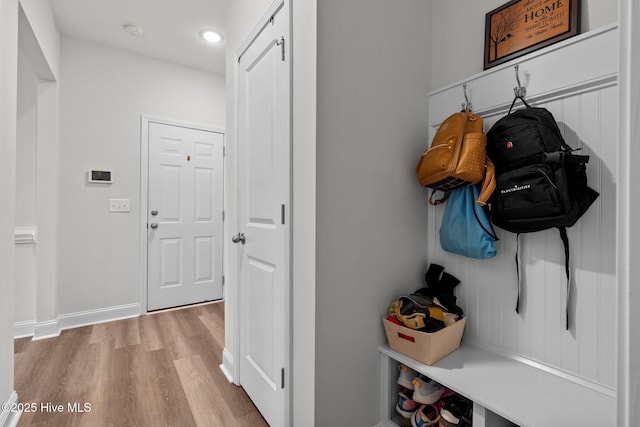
[{"x1": 109, "y1": 199, "x2": 131, "y2": 213}]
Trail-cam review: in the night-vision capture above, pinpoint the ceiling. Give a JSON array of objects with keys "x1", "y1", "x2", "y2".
[{"x1": 50, "y1": 0, "x2": 229, "y2": 75}]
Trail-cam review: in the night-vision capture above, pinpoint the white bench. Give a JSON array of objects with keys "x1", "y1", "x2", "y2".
[{"x1": 378, "y1": 344, "x2": 616, "y2": 427}]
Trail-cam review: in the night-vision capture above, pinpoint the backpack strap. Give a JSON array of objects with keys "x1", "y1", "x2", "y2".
[
  {"x1": 514, "y1": 229, "x2": 572, "y2": 329},
  {"x1": 429, "y1": 190, "x2": 451, "y2": 205},
  {"x1": 508, "y1": 95, "x2": 531, "y2": 114},
  {"x1": 477, "y1": 159, "x2": 496, "y2": 206},
  {"x1": 544, "y1": 151, "x2": 590, "y2": 164},
  {"x1": 515, "y1": 233, "x2": 521, "y2": 314},
  {"x1": 559, "y1": 227, "x2": 571, "y2": 330},
  {"x1": 471, "y1": 191, "x2": 499, "y2": 241}
]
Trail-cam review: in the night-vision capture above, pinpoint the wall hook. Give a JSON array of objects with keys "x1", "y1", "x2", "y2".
[
  {"x1": 461, "y1": 83, "x2": 472, "y2": 112},
  {"x1": 513, "y1": 65, "x2": 527, "y2": 98}
]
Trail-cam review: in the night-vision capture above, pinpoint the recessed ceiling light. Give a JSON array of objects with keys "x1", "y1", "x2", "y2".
[
  {"x1": 201, "y1": 30, "x2": 223, "y2": 44},
  {"x1": 123, "y1": 24, "x2": 144, "y2": 36}
]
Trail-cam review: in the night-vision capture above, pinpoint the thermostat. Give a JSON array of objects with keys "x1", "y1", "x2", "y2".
[{"x1": 87, "y1": 170, "x2": 112, "y2": 184}]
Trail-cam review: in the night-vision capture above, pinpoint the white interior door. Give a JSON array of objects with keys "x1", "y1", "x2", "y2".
[
  {"x1": 237, "y1": 4, "x2": 290, "y2": 426},
  {"x1": 147, "y1": 122, "x2": 224, "y2": 311}
]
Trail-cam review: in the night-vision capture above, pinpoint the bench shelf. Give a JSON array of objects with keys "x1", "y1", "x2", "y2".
[{"x1": 379, "y1": 344, "x2": 615, "y2": 427}]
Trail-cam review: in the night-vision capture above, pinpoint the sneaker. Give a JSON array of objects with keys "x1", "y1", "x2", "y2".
[
  {"x1": 396, "y1": 390, "x2": 420, "y2": 419},
  {"x1": 438, "y1": 395, "x2": 473, "y2": 427},
  {"x1": 397, "y1": 364, "x2": 419, "y2": 389},
  {"x1": 411, "y1": 404, "x2": 441, "y2": 427},
  {"x1": 412, "y1": 377, "x2": 445, "y2": 405},
  {"x1": 439, "y1": 387, "x2": 456, "y2": 401}
]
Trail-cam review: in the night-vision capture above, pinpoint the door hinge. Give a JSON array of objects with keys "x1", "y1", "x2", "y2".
[
  {"x1": 281, "y1": 368, "x2": 285, "y2": 389},
  {"x1": 222, "y1": 210, "x2": 225, "y2": 221},
  {"x1": 276, "y1": 37, "x2": 285, "y2": 61},
  {"x1": 270, "y1": 16, "x2": 275, "y2": 25},
  {"x1": 223, "y1": 146, "x2": 226, "y2": 157},
  {"x1": 222, "y1": 275, "x2": 225, "y2": 285},
  {"x1": 281, "y1": 204, "x2": 285, "y2": 225}
]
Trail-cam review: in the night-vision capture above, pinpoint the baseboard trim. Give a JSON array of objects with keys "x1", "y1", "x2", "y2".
[
  {"x1": 32, "y1": 320, "x2": 60, "y2": 341},
  {"x1": 1, "y1": 391, "x2": 21, "y2": 427},
  {"x1": 220, "y1": 348, "x2": 236, "y2": 384},
  {"x1": 13, "y1": 320, "x2": 36, "y2": 339},
  {"x1": 57, "y1": 303, "x2": 141, "y2": 331},
  {"x1": 19, "y1": 303, "x2": 141, "y2": 340}
]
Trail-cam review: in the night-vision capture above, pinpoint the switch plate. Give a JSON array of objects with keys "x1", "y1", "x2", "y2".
[{"x1": 109, "y1": 199, "x2": 131, "y2": 213}]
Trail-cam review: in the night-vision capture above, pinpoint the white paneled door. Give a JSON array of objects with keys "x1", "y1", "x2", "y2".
[
  {"x1": 236, "y1": 4, "x2": 290, "y2": 426},
  {"x1": 147, "y1": 122, "x2": 224, "y2": 311}
]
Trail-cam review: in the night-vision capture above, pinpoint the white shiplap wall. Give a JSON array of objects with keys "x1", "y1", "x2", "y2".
[{"x1": 426, "y1": 25, "x2": 618, "y2": 391}]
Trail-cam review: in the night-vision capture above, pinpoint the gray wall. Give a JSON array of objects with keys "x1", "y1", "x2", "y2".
[
  {"x1": 430, "y1": 0, "x2": 618, "y2": 88},
  {"x1": 315, "y1": 1, "x2": 432, "y2": 425},
  {"x1": 313, "y1": 0, "x2": 619, "y2": 424}
]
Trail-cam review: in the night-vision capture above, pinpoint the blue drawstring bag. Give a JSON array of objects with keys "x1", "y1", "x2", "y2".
[{"x1": 440, "y1": 184, "x2": 498, "y2": 259}]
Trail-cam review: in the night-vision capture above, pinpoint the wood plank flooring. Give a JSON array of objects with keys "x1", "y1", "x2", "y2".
[{"x1": 14, "y1": 302, "x2": 268, "y2": 427}]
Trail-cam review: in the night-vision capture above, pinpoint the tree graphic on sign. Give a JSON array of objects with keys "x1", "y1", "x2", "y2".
[{"x1": 489, "y1": 7, "x2": 520, "y2": 61}]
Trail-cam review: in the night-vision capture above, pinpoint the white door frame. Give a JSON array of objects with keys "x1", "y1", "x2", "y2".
[
  {"x1": 139, "y1": 116, "x2": 226, "y2": 314},
  {"x1": 617, "y1": 1, "x2": 640, "y2": 425}
]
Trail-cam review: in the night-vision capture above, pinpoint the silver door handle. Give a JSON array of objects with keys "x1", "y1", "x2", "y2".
[
  {"x1": 232, "y1": 233, "x2": 246, "y2": 244},
  {"x1": 150, "y1": 223, "x2": 158, "y2": 229}
]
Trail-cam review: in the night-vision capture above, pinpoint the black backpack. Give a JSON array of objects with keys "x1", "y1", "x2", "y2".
[{"x1": 486, "y1": 96, "x2": 599, "y2": 328}]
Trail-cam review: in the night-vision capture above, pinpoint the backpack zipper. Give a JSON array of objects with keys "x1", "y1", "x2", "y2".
[
  {"x1": 536, "y1": 168, "x2": 558, "y2": 190},
  {"x1": 423, "y1": 142, "x2": 454, "y2": 155}
]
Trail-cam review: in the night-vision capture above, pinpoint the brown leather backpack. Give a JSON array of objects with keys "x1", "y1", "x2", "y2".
[{"x1": 416, "y1": 111, "x2": 495, "y2": 205}]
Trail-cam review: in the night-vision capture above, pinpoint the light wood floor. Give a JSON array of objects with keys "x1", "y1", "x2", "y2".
[{"x1": 14, "y1": 302, "x2": 268, "y2": 427}]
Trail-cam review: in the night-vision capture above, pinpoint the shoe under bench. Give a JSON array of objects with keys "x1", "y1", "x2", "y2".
[{"x1": 378, "y1": 344, "x2": 615, "y2": 426}]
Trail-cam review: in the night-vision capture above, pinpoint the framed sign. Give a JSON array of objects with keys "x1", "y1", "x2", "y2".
[{"x1": 484, "y1": 0, "x2": 580, "y2": 70}]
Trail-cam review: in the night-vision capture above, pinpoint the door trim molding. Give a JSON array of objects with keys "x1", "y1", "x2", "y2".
[
  {"x1": 0, "y1": 391, "x2": 21, "y2": 427},
  {"x1": 139, "y1": 116, "x2": 225, "y2": 315},
  {"x1": 236, "y1": 0, "x2": 285, "y2": 62},
  {"x1": 617, "y1": 0, "x2": 639, "y2": 425}
]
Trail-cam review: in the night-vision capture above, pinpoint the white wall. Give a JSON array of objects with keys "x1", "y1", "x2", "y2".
[
  {"x1": 430, "y1": 0, "x2": 618, "y2": 89},
  {"x1": 314, "y1": 1, "x2": 432, "y2": 425},
  {"x1": 0, "y1": 0, "x2": 19, "y2": 408},
  {"x1": 14, "y1": 0, "x2": 61, "y2": 341},
  {"x1": 16, "y1": 51, "x2": 38, "y2": 227},
  {"x1": 57, "y1": 36, "x2": 225, "y2": 315},
  {"x1": 18, "y1": 0, "x2": 59, "y2": 78},
  {"x1": 2, "y1": 0, "x2": 60, "y2": 406},
  {"x1": 15, "y1": 50, "x2": 38, "y2": 323}
]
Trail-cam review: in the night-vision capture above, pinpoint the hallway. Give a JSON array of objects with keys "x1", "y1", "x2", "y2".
[{"x1": 14, "y1": 302, "x2": 267, "y2": 426}]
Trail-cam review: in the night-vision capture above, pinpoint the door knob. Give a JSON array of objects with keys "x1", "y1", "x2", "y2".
[
  {"x1": 232, "y1": 233, "x2": 246, "y2": 244},
  {"x1": 150, "y1": 223, "x2": 158, "y2": 229}
]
